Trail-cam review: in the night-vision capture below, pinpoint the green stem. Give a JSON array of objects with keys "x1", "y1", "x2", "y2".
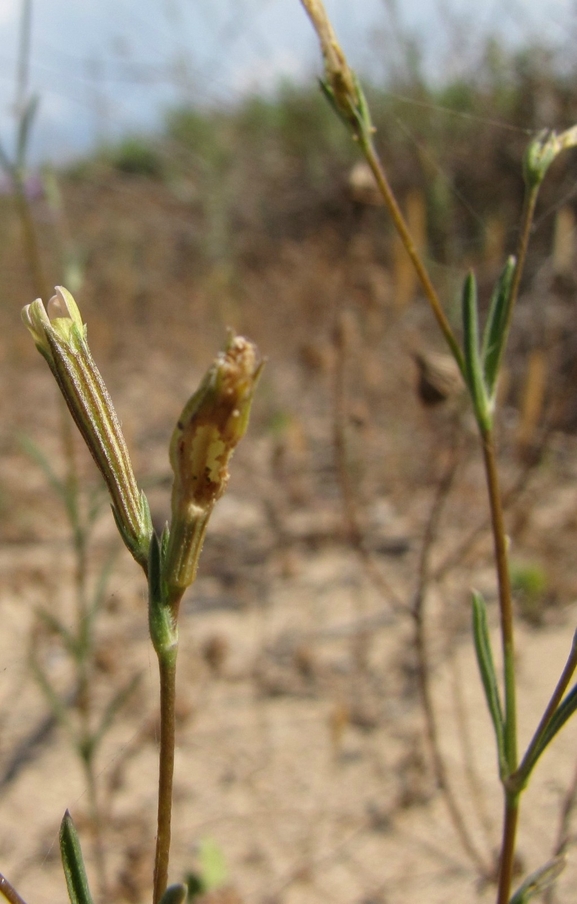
[
  {"x1": 153, "y1": 651, "x2": 178, "y2": 904},
  {"x1": 481, "y1": 429, "x2": 517, "y2": 771},
  {"x1": 507, "y1": 186, "x2": 539, "y2": 327},
  {"x1": 481, "y1": 428, "x2": 520, "y2": 904},
  {"x1": 496, "y1": 795, "x2": 520, "y2": 904}
]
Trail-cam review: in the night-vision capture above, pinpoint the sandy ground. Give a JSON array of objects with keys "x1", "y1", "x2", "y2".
[{"x1": 2, "y1": 326, "x2": 577, "y2": 904}]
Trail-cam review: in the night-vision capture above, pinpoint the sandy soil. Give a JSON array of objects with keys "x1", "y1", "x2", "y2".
[{"x1": 2, "y1": 303, "x2": 577, "y2": 904}]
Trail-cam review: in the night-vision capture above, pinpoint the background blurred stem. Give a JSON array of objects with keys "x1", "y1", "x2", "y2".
[{"x1": 9, "y1": 10, "x2": 110, "y2": 888}]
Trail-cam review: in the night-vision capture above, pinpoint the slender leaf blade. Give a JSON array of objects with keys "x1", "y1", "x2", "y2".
[
  {"x1": 471, "y1": 592, "x2": 507, "y2": 776},
  {"x1": 509, "y1": 855, "x2": 566, "y2": 904},
  {"x1": 482, "y1": 256, "x2": 516, "y2": 399},
  {"x1": 523, "y1": 684, "x2": 577, "y2": 777},
  {"x1": 461, "y1": 272, "x2": 490, "y2": 429},
  {"x1": 59, "y1": 811, "x2": 94, "y2": 904}
]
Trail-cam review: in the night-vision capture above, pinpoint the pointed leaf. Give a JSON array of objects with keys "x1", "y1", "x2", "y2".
[
  {"x1": 482, "y1": 256, "x2": 516, "y2": 399},
  {"x1": 523, "y1": 684, "x2": 577, "y2": 778},
  {"x1": 59, "y1": 811, "x2": 94, "y2": 904},
  {"x1": 509, "y1": 855, "x2": 566, "y2": 904},
  {"x1": 472, "y1": 592, "x2": 507, "y2": 776},
  {"x1": 148, "y1": 532, "x2": 177, "y2": 660},
  {"x1": 462, "y1": 272, "x2": 490, "y2": 429}
]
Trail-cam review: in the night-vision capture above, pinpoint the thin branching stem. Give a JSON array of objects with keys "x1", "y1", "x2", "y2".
[
  {"x1": 507, "y1": 186, "x2": 539, "y2": 327},
  {"x1": 481, "y1": 430, "x2": 516, "y2": 769},
  {"x1": 359, "y1": 138, "x2": 464, "y2": 372},
  {"x1": 0, "y1": 875, "x2": 28, "y2": 904},
  {"x1": 153, "y1": 653, "x2": 178, "y2": 904}
]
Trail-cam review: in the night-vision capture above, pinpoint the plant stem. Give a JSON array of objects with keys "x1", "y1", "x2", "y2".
[
  {"x1": 481, "y1": 427, "x2": 520, "y2": 903},
  {"x1": 153, "y1": 652, "x2": 178, "y2": 904},
  {"x1": 496, "y1": 796, "x2": 520, "y2": 904},
  {"x1": 0, "y1": 875, "x2": 28, "y2": 904},
  {"x1": 480, "y1": 429, "x2": 517, "y2": 770},
  {"x1": 359, "y1": 137, "x2": 464, "y2": 373},
  {"x1": 507, "y1": 186, "x2": 539, "y2": 327}
]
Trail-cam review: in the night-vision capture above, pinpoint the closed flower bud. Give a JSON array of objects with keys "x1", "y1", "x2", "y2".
[
  {"x1": 163, "y1": 335, "x2": 262, "y2": 602},
  {"x1": 524, "y1": 126, "x2": 577, "y2": 189},
  {"x1": 22, "y1": 287, "x2": 152, "y2": 570}
]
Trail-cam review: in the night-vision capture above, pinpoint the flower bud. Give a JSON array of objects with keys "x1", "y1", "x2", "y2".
[
  {"x1": 22, "y1": 287, "x2": 152, "y2": 570},
  {"x1": 523, "y1": 125, "x2": 577, "y2": 189},
  {"x1": 163, "y1": 335, "x2": 262, "y2": 601}
]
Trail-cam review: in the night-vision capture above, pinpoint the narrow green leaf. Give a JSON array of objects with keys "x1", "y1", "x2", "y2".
[
  {"x1": 522, "y1": 684, "x2": 577, "y2": 778},
  {"x1": 471, "y1": 592, "x2": 507, "y2": 777},
  {"x1": 161, "y1": 522, "x2": 170, "y2": 562},
  {"x1": 461, "y1": 272, "x2": 490, "y2": 430},
  {"x1": 352, "y1": 72, "x2": 374, "y2": 137},
  {"x1": 482, "y1": 256, "x2": 516, "y2": 399},
  {"x1": 509, "y1": 855, "x2": 566, "y2": 904},
  {"x1": 59, "y1": 811, "x2": 94, "y2": 904},
  {"x1": 148, "y1": 532, "x2": 177, "y2": 660},
  {"x1": 158, "y1": 885, "x2": 187, "y2": 904},
  {"x1": 319, "y1": 79, "x2": 358, "y2": 136}
]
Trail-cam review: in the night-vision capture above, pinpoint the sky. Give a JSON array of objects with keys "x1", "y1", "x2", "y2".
[{"x1": 0, "y1": 0, "x2": 573, "y2": 164}]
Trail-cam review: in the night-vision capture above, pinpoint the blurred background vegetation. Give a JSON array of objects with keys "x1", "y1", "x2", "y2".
[{"x1": 4, "y1": 11, "x2": 577, "y2": 904}]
